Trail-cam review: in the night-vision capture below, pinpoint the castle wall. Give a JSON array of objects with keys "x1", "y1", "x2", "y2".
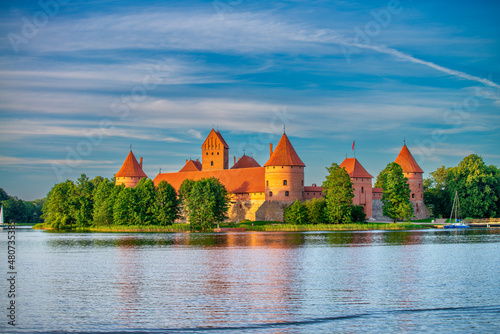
[
  {"x1": 351, "y1": 177, "x2": 373, "y2": 217},
  {"x1": 228, "y1": 192, "x2": 266, "y2": 222},
  {"x1": 115, "y1": 176, "x2": 144, "y2": 188},
  {"x1": 265, "y1": 165, "x2": 304, "y2": 202}
]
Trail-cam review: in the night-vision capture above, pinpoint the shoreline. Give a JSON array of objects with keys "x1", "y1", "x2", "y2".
[{"x1": 32, "y1": 222, "x2": 433, "y2": 233}]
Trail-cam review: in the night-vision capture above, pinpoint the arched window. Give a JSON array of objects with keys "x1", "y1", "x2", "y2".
[
  {"x1": 361, "y1": 186, "x2": 364, "y2": 193},
  {"x1": 285, "y1": 191, "x2": 289, "y2": 197},
  {"x1": 412, "y1": 193, "x2": 415, "y2": 198},
  {"x1": 211, "y1": 152, "x2": 214, "y2": 155},
  {"x1": 269, "y1": 191, "x2": 273, "y2": 197},
  {"x1": 301, "y1": 180, "x2": 304, "y2": 186},
  {"x1": 217, "y1": 152, "x2": 219, "y2": 155},
  {"x1": 211, "y1": 161, "x2": 214, "y2": 166},
  {"x1": 266, "y1": 180, "x2": 269, "y2": 186},
  {"x1": 283, "y1": 180, "x2": 287, "y2": 186}
]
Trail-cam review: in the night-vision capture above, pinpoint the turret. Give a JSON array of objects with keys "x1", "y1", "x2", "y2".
[
  {"x1": 264, "y1": 133, "x2": 305, "y2": 202},
  {"x1": 340, "y1": 158, "x2": 373, "y2": 217},
  {"x1": 201, "y1": 129, "x2": 229, "y2": 170},
  {"x1": 395, "y1": 143, "x2": 424, "y2": 201},
  {"x1": 115, "y1": 150, "x2": 148, "y2": 188}
]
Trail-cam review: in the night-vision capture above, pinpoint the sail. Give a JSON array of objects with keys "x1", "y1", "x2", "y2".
[{"x1": 0, "y1": 205, "x2": 3, "y2": 225}]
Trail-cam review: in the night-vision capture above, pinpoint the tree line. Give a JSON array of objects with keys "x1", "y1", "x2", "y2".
[
  {"x1": 284, "y1": 161, "x2": 415, "y2": 224},
  {"x1": 424, "y1": 154, "x2": 500, "y2": 218},
  {"x1": 42, "y1": 174, "x2": 230, "y2": 230},
  {"x1": 0, "y1": 188, "x2": 45, "y2": 224}
]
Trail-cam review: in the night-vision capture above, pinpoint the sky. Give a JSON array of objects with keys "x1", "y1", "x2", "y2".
[{"x1": 0, "y1": 0, "x2": 499, "y2": 201}]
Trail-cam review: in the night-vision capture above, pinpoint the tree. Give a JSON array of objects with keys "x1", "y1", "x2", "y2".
[
  {"x1": 448, "y1": 154, "x2": 498, "y2": 218},
  {"x1": 74, "y1": 174, "x2": 95, "y2": 228},
  {"x1": 183, "y1": 178, "x2": 230, "y2": 231},
  {"x1": 93, "y1": 179, "x2": 116, "y2": 226},
  {"x1": 304, "y1": 198, "x2": 327, "y2": 224},
  {"x1": 377, "y1": 162, "x2": 413, "y2": 222},
  {"x1": 153, "y1": 181, "x2": 180, "y2": 225},
  {"x1": 113, "y1": 186, "x2": 136, "y2": 225},
  {"x1": 423, "y1": 166, "x2": 453, "y2": 218},
  {"x1": 351, "y1": 205, "x2": 366, "y2": 223},
  {"x1": 322, "y1": 163, "x2": 354, "y2": 224},
  {"x1": 134, "y1": 178, "x2": 156, "y2": 225},
  {"x1": 284, "y1": 200, "x2": 308, "y2": 224},
  {"x1": 42, "y1": 180, "x2": 78, "y2": 229}
]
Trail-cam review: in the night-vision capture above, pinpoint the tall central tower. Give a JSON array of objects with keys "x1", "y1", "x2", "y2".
[{"x1": 201, "y1": 129, "x2": 229, "y2": 170}]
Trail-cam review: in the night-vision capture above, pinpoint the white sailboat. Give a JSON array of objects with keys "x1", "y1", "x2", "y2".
[
  {"x1": 444, "y1": 191, "x2": 470, "y2": 229},
  {"x1": 0, "y1": 204, "x2": 4, "y2": 226}
]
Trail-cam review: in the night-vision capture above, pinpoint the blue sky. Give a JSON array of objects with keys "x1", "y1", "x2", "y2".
[{"x1": 1, "y1": 0, "x2": 499, "y2": 200}]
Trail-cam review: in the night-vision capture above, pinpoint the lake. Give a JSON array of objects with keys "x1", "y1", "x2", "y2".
[{"x1": 1, "y1": 228, "x2": 499, "y2": 333}]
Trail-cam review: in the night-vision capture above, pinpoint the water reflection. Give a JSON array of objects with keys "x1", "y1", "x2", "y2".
[
  {"x1": 3, "y1": 228, "x2": 500, "y2": 333},
  {"x1": 115, "y1": 237, "x2": 144, "y2": 324}
]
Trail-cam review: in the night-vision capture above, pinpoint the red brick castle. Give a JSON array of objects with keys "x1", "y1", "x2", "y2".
[{"x1": 115, "y1": 129, "x2": 430, "y2": 221}]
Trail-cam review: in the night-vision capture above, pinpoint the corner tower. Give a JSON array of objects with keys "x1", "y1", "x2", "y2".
[
  {"x1": 115, "y1": 149, "x2": 148, "y2": 188},
  {"x1": 394, "y1": 143, "x2": 424, "y2": 201},
  {"x1": 340, "y1": 158, "x2": 373, "y2": 217},
  {"x1": 264, "y1": 133, "x2": 305, "y2": 202},
  {"x1": 202, "y1": 129, "x2": 229, "y2": 170}
]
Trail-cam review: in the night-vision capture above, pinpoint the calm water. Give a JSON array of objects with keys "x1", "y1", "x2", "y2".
[{"x1": 1, "y1": 228, "x2": 499, "y2": 333}]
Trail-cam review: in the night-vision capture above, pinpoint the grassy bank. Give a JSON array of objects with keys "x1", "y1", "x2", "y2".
[{"x1": 33, "y1": 221, "x2": 430, "y2": 232}]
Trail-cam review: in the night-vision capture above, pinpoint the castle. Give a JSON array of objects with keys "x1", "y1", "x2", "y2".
[{"x1": 115, "y1": 129, "x2": 430, "y2": 221}]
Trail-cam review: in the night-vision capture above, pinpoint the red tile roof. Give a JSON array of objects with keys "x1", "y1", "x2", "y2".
[
  {"x1": 154, "y1": 167, "x2": 265, "y2": 194},
  {"x1": 179, "y1": 159, "x2": 202, "y2": 172},
  {"x1": 373, "y1": 187, "x2": 383, "y2": 193},
  {"x1": 115, "y1": 151, "x2": 147, "y2": 178},
  {"x1": 264, "y1": 133, "x2": 305, "y2": 167},
  {"x1": 202, "y1": 129, "x2": 229, "y2": 149},
  {"x1": 395, "y1": 145, "x2": 423, "y2": 173},
  {"x1": 216, "y1": 130, "x2": 229, "y2": 149},
  {"x1": 339, "y1": 158, "x2": 373, "y2": 178},
  {"x1": 231, "y1": 155, "x2": 261, "y2": 169}
]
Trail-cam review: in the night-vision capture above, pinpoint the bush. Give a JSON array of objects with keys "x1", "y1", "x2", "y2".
[
  {"x1": 351, "y1": 205, "x2": 366, "y2": 223},
  {"x1": 284, "y1": 200, "x2": 308, "y2": 224}
]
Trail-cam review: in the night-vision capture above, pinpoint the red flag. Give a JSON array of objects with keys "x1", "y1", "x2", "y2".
[{"x1": 352, "y1": 140, "x2": 355, "y2": 151}]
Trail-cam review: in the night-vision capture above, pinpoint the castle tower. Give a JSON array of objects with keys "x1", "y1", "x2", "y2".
[
  {"x1": 115, "y1": 150, "x2": 148, "y2": 188},
  {"x1": 394, "y1": 144, "x2": 424, "y2": 202},
  {"x1": 264, "y1": 133, "x2": 305, "y2": 202},
  {"x1": 201, "y1": 129, "x2": 229, "y2": 171},
  {"x1": 340, "y1": 158, "x2": 373, "y2": 217}
]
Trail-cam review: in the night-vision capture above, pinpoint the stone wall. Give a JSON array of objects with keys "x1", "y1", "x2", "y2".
[
  {"x1": 255, "y1": 201, "x2": 293, "y2": 222},
  {"x1": 372, "y1": 199, "x2": 431, "y2": 221}
]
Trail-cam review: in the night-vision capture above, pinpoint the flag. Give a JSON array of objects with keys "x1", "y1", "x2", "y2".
[{"x1": 352, "y1": 140, "x2": 355, "y2": 151}]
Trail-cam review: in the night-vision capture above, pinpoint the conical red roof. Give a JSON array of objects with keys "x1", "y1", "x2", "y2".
[
  {"x1": 115, "y1": 151, "x2": 147, "y2": 178},
  {"x1": 231, "y1": 155, "x2": 261, "y2": 169},
  {"x1": 340, "y1": 158, "x2": 373, "y2": 178},
  {"x1": 264, "y1": 133, "x2": 305, "y2": 167},
  {"x1": 179, "y1": 159, "x2": 202, "y2": 172},
  {"x1": 395, "y1": 145, "x2": 423, "y2": 173}
]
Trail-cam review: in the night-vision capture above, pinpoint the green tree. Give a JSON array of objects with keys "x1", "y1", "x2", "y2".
[
  {"x1": 42, "y1": 180, "x2": 78, "y2": 229},
  {"x1": 153, "y1": 181, "x2": 180, "y2": 225},
  {"x1": 183, "y1": 178, "x2": 230, "y2": 231},
  {"x1": 134, "y1": 178, "x2": 156, "y2": 225},
  {"x1": 423, "y1": 166, "x2": 453, "y2": 218},
  {"x1": 377, "y1": 162, "x2": 413, "y2": 222},
  {"x1": 93, "y1": 179, "x2": 116, "y2": 226},
  {"x1": 322, "y1": 163, "x2": 354, "y2": 224},
  {"x1": 351, "y1": 205, "x2": 366, "y2": 223},
  {"x1": 304, "y1": 198, "x2": 327, "y2": 224},
  {"x1": 284, "y1": 200, "x2": 309, "y2": 224},
  {"x1": 448, "y1": 154, "x2": 498, "y2": 218},
  {"x1": 113, "y1": 186, "x2": 136, "y2": 225},
  {"x1": 74, "y1": 174, "x2": 95, "y2": 228}
]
